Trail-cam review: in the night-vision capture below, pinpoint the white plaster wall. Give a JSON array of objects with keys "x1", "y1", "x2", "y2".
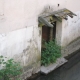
[
  {"x1": 0, "y1": 25, "x2": 41, "y2": 79},
  {"x1": 61, "y1": 12, "x2": 80, "y2": 47},
  {"x1": 66, "y1": 0, "x2": 80, "y2": 12},
  {"x1": 0, "y1": 25, "x2": 41, "y2": 64},
  {"x1": 0, "y1": 0, "x2": 80, "y2": 59},
  {"x1": 0, "y1": 0, "x2": 80, "y2": 78},
  {"x1": 61, "y1": 0, "x2": 80, "y2": 47},
  {"x1": 0, "y1": 0, "x2": 4, "y2": 15},
  {"x1": 0, "y1": 0, "x2": 66, "y2": 33},
  {"x1": 56, "y1": 21, "x2": 62, "y2": 46},
  {"x1": 0, "y1": 0, "x2": 66, "y2": 62},
  {"x1": 0, "y1": 26, "x2": 33, "y2": 57},
  {"x1": 0, "y1": 0, "x2": 66, "y2": 74}
]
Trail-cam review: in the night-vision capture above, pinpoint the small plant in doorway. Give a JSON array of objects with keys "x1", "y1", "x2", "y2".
[
  {"x1": 0, "y1": 56, "x2": 22, "y2": 80},
  {"x1": 41, "y1": 40, "x2": 61, "y2": 66}
]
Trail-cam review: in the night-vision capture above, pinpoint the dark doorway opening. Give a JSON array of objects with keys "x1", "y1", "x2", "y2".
[{"x1": 42, "y1": 21, "x2": 56, "y2": 49}]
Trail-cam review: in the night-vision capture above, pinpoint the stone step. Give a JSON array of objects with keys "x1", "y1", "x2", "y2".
[{"x1": 41, "y1": 57, "x2": 68, "y2": 74}]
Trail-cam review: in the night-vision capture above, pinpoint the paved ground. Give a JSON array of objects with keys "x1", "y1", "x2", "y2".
[{"x1": 34, "y1": 49, "x2": 80, "y2": 80}]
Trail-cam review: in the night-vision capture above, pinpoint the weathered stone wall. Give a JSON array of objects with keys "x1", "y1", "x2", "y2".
[
  {"x1": 0, "y1": 0, "x2": 66, "y2": 33},
  {"x1": 0, "y1": 0, "x2": 66, "y2": 79},
  {"x1": 61, "y1": 0, "x2": 80, "y2": 47},
  {"x1": 61, "y1": 11, "x2": 80, "y2": 47},
  {"x1": 62, "y1": 37, "x2": 80, "y2": 57},
  {"x1": 0, "y1": 26, "x2": 41, "y2": 79},
  {"x1": 0, "y1": 0, "x2": 80, "y2": 79}
]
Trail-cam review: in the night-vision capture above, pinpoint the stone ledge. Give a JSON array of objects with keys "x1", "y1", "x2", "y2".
[
  {"x1": 41, "y1": 57, "x2": 68, "y2": 74},
  {"x1": 62, "y1": 37, "x2": 80, "y2": 57}
]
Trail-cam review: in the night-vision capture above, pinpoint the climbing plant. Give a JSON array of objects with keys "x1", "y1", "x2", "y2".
[
  {"x1": 0, "y1": 56, "x2": 22, "y2": 80},
  {"x1": 41, "y1": 40, "x2": 61, "y2": 66}
]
